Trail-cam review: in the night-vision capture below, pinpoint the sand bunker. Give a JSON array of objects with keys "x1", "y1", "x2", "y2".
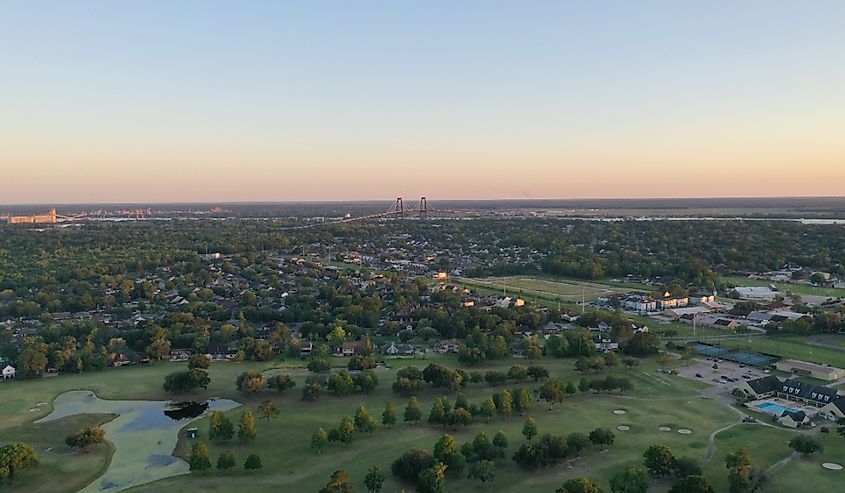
[
  {"x1": 659, "y1": 426, "x2": 672, "y2": 432},
  {"x1": 613, "y1": 409, "x2": 627, "y2": 415},
  {"x1": 822, "y1": 463, "x2": 843, "y2": 471},
  {"x1": 617, "y1": 425, "x2": 630, "y2": 431},
  {"x1": 37, "y1": 390, "x2": 239, "y2": 493},
  {"x1": 677, "y1": 428, "x2": 693, "y2": 435}
]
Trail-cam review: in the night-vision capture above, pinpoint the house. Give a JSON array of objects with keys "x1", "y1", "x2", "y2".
[
  {"x1": 433, "y1": 339, "x2": 463, "y2": 353},
  {"x1": 1, "y1": 365, "x2": 15, "y2": 380},
  {"x1": 594, "y1": 336, "x2": 619, "y2": 353},
  {"x1": 382, "y1": 342, "x2": 415, "y2": 356},
  {"x1": 336, "y1": 341, "x2": 364, "y2": 357},
  {"x1": 300, "y1": 341, "x2": 314, "y2": 357},
  {"x1": 169, "y1": 350, "x2": 190, "y2": 362},
  {"x1": 779, "y1": 410, "x2": 811, "y2": 428}
]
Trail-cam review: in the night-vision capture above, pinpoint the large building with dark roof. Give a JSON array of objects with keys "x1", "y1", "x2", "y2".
[{"x1": 739, "y1": 376, "x2": 845, "y2": 421}]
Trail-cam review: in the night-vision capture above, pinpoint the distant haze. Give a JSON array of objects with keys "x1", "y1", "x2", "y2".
[{"x1": 2, "y1": 1, "x2": 845, "y2": 204}]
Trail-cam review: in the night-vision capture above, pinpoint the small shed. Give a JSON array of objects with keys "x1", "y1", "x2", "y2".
[{"x1": 186, "y1": 428, "x2": 199, "y2": 439}]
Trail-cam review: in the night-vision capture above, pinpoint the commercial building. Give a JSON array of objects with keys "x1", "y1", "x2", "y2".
[{"x1": 774, "y1": 359, "x2": 845, "y2": 382}]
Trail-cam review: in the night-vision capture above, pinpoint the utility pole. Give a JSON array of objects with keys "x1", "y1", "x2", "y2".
[{"x1": 582, "y1": 287, "x2": 586, "y2": 314}]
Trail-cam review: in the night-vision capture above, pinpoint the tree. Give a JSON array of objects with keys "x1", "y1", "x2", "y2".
[
  {"x1": 364, "y1": 464, "x2": 385, "y2": 493},
  {"x1": 556, "y1": 477, "x2": 603, "y2": 493},
  {"x1": 217, "y1": 451, "x2": 236, "y2": 472},
  {"x1": 302, "y1": 383, "x2": 323, "y2": 401},
  {"x1": 236, "y1": 371, "x2": 267, "y2": 393},
  {"x1": 417, "y1": 462, "x2": 447, "y2": 493},
  {"x1": 539, "y1": 379, "x2": 564, "y2": 410},
  {"x1": 382, "y1": 401, "x2": 397, "y2": 427},
  {"x1": 209, "y1": 411, "x2": 234, "y2": 443},
  {"x1": 527, "y1": 365, "x2": 549, "y2": 381},
  {"x1": 481, "y1": 397, "x2": 497, "y2": 421},
  {"x1": 468, "y1": 459, "x2": 496, "y2": 488},
  {"x1": 309, "y1": 358, "x2": 332, "y2": 373},
  {"x1": 565, "y1": 382, "x2": 577, "y2": 396},
  {"x1": 725, "y1": 448, "x2": 759, "y2": 493},
  {"x1": 610, "y1": 464, "x2": 650, "y2": 493},
  {"x1": 164, "y1": 369, "x2": 210, "y2": 393},
  {"x1": 428, "y1": 397, "x2": 449, "y2": 426},
  {"x1": 507, "y1": 365, "x2": 528, "y2": 382},
  {"x1": 189, "y1": 442, "x2": 211, "y2": 472},
  {"x1": 788, "y1": 435, "x2": 822, "y2": 456},
  {"x1": 391, "y1": 448, "x2": 435, "y2": 482},
  {"x1": 404, "y1": 396, "x2": 422, "y2": 425},
  {"x1": 65, "y1": 426, "x2": 106, "y2": 451},
  {"x1": 312, "y1": 427, "x2": 329, "y2": 453},
  {"x1": 623, "y1": 357, "x2": 640, "y2": 369},
  {"x1": 354, "y1": 405, "x2": 377, "y2": 434},
  {"x1": 257, "y1": 400, "x2": 279, "y2": 422},
  {"x1": 244, "y1": 453, "x2": 262, "y2": 471},
  {"x1": 188, "y1": 353, "x2": 210, "y2": 369},
  {"x1": 445, "y1": 408, "x2": 472, "y2": 429},
  {"x1": 337, "y1": 417, "x2": 356, "y2": 444},
  {"x1": 268, "y1": 372, "x2": 296, "y2": 392},
  {"x1": 492, "y1": 431, "x2": 508, "y2": 457},
  {"x1": 523, "y1": 417, "x2": 538, "y2": 441},
  {"x1": 238, "y1": 410, "x2": 257, "y2": 442},
  {"x1": 643, "y1": 445, "x2": 675, "y2": 477},
  {"x1": 668, "y1": 475, "x2": 714, "y2": 493},
  {"x1": 515, "y1": 388, "x2": 532, "y2": 415},
  {"x1": 0, "y1": 442, "x2": 39, "y2": 479},
  {"x1": 434, "y1": 434, "x2": 466, "y2": 475},
  {"x1": 328, "y1": 370, "x2": 356, "y2": 396},
  {"x1": 588, "y1": 427, "x2": 615, "y2": 448},
  {"x1": 497, "y1": 390, "x2": 513, "y2": 418},
  {"x1": 673, "y1": 456, "x2": 702, "y2": 478},
  {"x1": 320, "y1": 469, "x2": 355, "y2": 493}
]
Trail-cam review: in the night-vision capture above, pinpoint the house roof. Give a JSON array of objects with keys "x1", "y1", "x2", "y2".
[
  {"x1": 746, "y1": 375, "x2": 781, "y2": 394},
  {"x1": 779, "y1": 378, "x2": 840, "y2": 404}
]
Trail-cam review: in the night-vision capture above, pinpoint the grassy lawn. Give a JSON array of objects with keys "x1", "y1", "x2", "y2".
[
  {"x1": 457, "y1": 276, "x2": 640, "y2": 304},
  {"x1": 721, "y1": 276, "x2": 845, "y2": 298},
  {"x1": 0, "y1": 413, "x2": 115, "y2": 493},
  {"x1": 701, "y1": 424, "x2": 795, "y2": 493},
  {"x1": 769, "y1": 430, "x2": 845, "y2": 493},
  {"x1": 0, "y1": 354, "x2": 813, "y2": 493}
]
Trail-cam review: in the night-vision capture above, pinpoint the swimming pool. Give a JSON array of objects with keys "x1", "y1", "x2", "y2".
[{"x1": 754, "y1": 402, "x2": 799, "y2": 415}]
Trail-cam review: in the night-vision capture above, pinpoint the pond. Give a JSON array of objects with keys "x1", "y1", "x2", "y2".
[{"x1": 36, "y1": 390, "x2": 239, "y2": 493}]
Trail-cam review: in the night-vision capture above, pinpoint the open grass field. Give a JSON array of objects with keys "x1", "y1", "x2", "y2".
[
  {"x1": 458, "y1": 276, "x2": 643, "y2": 304},
  {"x1": 769, "y1": 429, "x2": 845, "y2": 493},
  {"x1": 721, "y1": 276, "x2": 845, "y2": 298},
  {"x1": 0, "y1": 352, "x2": 815, "y2": 493}
]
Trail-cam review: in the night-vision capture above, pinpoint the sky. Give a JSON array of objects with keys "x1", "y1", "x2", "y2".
[{"x1": 2, "y1": 1, "x2": 844, "y2": 204}]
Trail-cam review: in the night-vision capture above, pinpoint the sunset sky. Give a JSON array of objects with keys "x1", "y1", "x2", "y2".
[{"x1": 2, "y1": 1, "x2": 844, "y2": 204}]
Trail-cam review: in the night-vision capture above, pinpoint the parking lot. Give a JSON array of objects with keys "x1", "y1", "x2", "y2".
[{"x1": 676, "y1": 357, "x2": 769, "y2": 390}]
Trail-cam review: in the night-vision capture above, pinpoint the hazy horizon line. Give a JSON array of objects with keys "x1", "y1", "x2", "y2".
[{"x1": 2, "y1": 194, "x2": 845, "y2": 208}]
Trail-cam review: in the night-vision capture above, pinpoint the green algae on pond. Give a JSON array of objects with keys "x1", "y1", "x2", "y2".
[{"x1": 36, "y1": 390, "x2": 239, "y2": 493}]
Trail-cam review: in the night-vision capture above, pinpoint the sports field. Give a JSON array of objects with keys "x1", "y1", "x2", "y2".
[
  {"x1": 458, "y1": 276, "x2": 644, "y2": 304},
  {"x1": 722, "y1": 276, "x2": 845, "y2": 298},
  {"x1": 0, "y1": 353, "x2": 813, "y2": 493}
]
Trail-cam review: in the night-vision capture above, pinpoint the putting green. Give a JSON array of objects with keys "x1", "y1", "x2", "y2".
[{"x1": 37, "y1": 390, "x2": 239, "y2": 493}]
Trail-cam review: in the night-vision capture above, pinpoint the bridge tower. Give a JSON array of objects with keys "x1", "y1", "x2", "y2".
[
  {"x1": 418, "y1": 197, "x2": 429, "y2": 219},
  {"x1": 394, "y1": 197, "x2": 405, "y2": 218}
]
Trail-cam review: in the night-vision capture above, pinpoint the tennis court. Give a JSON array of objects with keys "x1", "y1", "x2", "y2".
[{"x1": 689, "y1": 343, "x2": 778, "y2": 367}]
